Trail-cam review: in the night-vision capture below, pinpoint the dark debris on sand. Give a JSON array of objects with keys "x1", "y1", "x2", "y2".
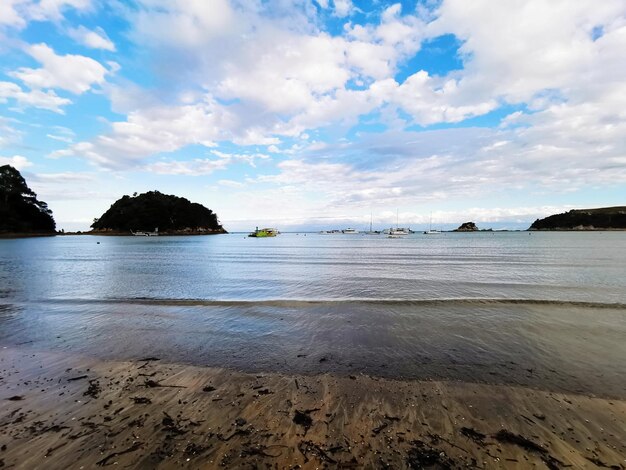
[
  {"x1": 1, "y1": 349, "x2": 625, "y2": 470},
  {"x1": 84, "y1": 379, "x2": 101, "y2": 398},
  {"x1": 493, "y1": 429, "x2": 563, "y2": 470},
  {"x1": 407, "y1": 439, "x2": 458, "y2": 469}
]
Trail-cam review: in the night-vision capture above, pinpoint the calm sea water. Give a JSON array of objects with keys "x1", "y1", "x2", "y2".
[{"x1": 1, "y1": 232, "x2": 625, "y2": 397}]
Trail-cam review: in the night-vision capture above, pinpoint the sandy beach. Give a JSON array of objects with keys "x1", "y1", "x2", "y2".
[{"x1": 1, "y1": 346, "x2": 624, "y2": 469}]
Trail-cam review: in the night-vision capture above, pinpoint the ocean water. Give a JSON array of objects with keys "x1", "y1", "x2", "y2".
[{"x1": 1, "y1": 232, "x2": 625, "y2": 397}]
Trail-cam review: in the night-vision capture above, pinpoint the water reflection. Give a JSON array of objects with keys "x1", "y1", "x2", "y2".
[
  {"x1": 1, "y1": 232, "x2": 625, "y2": 398},
  {"x1": 1, "y1": 299, "x2": 624, "y2": 398}
]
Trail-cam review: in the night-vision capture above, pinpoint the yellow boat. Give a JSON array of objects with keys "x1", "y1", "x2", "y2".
[{"x1": 248, "y1": 227, "x2": 278, "y2": 237}]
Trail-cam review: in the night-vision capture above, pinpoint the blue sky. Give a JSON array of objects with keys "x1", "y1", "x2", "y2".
[{"x1": 1, "y1": 0, "x2": 625, "y2": 231}]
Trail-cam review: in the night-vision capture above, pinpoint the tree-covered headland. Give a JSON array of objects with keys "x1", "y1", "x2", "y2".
[
  {"x1": 0, "y1": 165, "x2": 56, "y2": 234},
  {"x1": 91, "y1": 191, "x2": 226, "y2": 234}
]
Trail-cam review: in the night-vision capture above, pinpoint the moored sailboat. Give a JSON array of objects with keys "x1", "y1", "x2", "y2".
[
  {"x1": 424, "y1": 213, "x2": 441, "y2": 234},
  {"x1": 364, "y1": 212, "x2": 380, "y2": 234},
  {"x1": 387, "y1": 210, "x2": 410, "y2": 237}
]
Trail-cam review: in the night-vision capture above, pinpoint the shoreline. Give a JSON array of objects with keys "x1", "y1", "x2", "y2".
[
  {"x1": 1, "y1": 347, "x2": 624, "y2": 469},
  {"x1": 2, "y1": 230, "x2": 626, "y2": 239},
  {"x1": 0, "y1": 232, "x2": 56, "y2": 239},
  {"x1": 66, "y1": 231, "x2": 228, "y2": 236},
  {"x1": 0, "y1": 231, "x2": 228, "y2": 238}
]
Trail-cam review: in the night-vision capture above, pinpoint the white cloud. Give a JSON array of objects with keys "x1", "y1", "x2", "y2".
[
  {"x1": 145, "y1": 158, "x2": 229, "y2": 176},
  {"x1": 51, "y1": 98, "x2": 231, "y2": 167},
  {"x1": 215, "y1": 32, "x2": 353, "y2": 114},
  {"x1": 0, "y1": 0, "x2": 28, "y2": 28},
  {"x1": 389, "y1": 72, "x2": 498, "y2": 125},
  {"x1": 32, "y1": 171, "x2": 94, "y2": 181},
  {"x1": 211, "y1": 150, "x2": 270, "y2": 167},
  {"x1": 144, "y1": 149, "x2": 271, "y2": 176},
  {"x1": 126, "y1": 1, "x2": 426, "y2": 119},
  {"x1": 118, "y1": 0, "x2": 626, "y2": 141},
  {"x1": 46, "y1": 126, "x2": 75, "y2": 143},
  {"x1": 53, "y1": 2, "x2": 497, "y2": 169},
  {"x1": 29, "y1": 0, "x2": 92, "y2": 22},
  {"x1": 217, "y1": 179, "x2": 245, "y2": 188},
  {"x1": 0, "y1": 154, "x2": 33, "y2": 169},
  {"x1": 0, "y1": 117, "x2": 23, "y2": 147},
  {"x1": 52, "y1": 87, "x2": 286, "y2": 168},
  {"x1": 26, "y1": 171, "x2": 109, "y2": 211},
  {"x1": 332, "y1": 0, "x2": 354, "y2": 18},
  {"x1": 133, "y1": 0, "x2": 236, "y2": 49},
  {"x1": 10, "y1": 43, "x2": 110, "y2": 94},
  {"x1": 0, "y1": 80, "x2": 71, "y2": 113},
  {"x1": 68, "y1": 25, "x2": 115, "y2": 51},
  {"x1": 0, "y1": 0, "x2": 92, "y2": 28},
  {"x1": 39, "y1": 0, "x2": 626, "y2": 226},
  {"x1": 252, "y1": 108, "x2": 626, "y2": 215},
  {"x1": 492, "y1": 84, "x2": 626, "y2": 189},
  {"x1": 428, "y1": 0, "x2": 626, "y2": 104}
]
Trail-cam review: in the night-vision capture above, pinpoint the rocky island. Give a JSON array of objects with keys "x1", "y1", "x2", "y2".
[
  {"x1": 0, "y1": 165, "x2": 56, "y2": 237},
  {"x1": 529, "y1": 206, "x2": 626, "y2": 230},
  {"x1": 91, "y1": 191, "x2": 227, "y2": 235},
  {"x1": 454, "y1": 221, "x2": 479, "y2": 231}
]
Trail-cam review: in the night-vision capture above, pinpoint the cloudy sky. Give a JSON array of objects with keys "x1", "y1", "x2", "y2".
[{"x1": 1, "y1": 0, "x2": 625, "y2": 231}]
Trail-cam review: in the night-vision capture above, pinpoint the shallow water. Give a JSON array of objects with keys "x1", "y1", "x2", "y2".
[{"x1": 1, "y1": 232, "x2": 625, "y2": 397}]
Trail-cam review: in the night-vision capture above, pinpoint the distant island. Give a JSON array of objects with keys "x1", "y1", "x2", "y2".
[
  {"x1": 0, "y1": 165, "x2": 56, "y2": 237},
  {"x1": 454, "y1": 221, "x2": 479, "y2": 232},
  {"x1": 91, "y1": 191, "x2": 227, "y2": 235},
  {"x1": 529, "y1": 207, "x2": 626, "y2": 230}
]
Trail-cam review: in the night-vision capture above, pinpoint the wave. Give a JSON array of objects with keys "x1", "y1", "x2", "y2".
[{"x1": 32, "y1": 297, "x2": 626, "y2": 309}]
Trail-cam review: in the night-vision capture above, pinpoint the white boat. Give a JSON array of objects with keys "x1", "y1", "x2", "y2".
[
  {"x1": 364, "y1": 213, "x2": 380, "y2": 235},
  {"x1": 386, "y1": 227, "x2": 410, "y2": 235},
  {"x1": 385, "y1": 210, "x2": 410, "y2": 236},
  {"x1": 131, "y1": 227, "x2": 159, "y2": 236},
  {"x1": 424, "y1": 213, "x2": 441, "y2": 234},
  {"x1": 342, "y1": 228, "x2": 359, "y2": 234}
]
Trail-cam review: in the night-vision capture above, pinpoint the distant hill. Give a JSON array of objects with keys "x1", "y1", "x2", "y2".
[
  {"x1": 0, "y1": 165, "x2": 56, "y2": 235},
  {"x1": 91, "y1": 191, "x2": 226, "y2": 234},
  {"x1": 529, "y1": 207, "x2": 626, "y2": 230}
]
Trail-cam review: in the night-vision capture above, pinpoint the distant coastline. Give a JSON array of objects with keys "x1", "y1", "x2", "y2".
[
  {"x1": 4, "y1": 228, "x2": 626, "y2": 239},
  {"x1": 529, "y1": 206, "x2": 626, "y2": 231},
  {"x1": 74, "y1": 229, "x2": 226, "y2": 236},
  {"x1": 1, "y1": 229, "x2": 227, "y2": 238},
  {"x1": 528, "y1": 227, "x2": 626, "y2": 231},
  {"x1": 0, "y1": 232, "x2": 57, "y2": 239}
]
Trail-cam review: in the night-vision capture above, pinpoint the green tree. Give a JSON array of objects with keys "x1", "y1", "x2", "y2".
[{"x1": 0, "y1": 165, "x2": 56, "y2": 232}]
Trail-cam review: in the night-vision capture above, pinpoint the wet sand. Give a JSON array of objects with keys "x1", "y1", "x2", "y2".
[{"x1": 1, "y1": 347, "x2": 624, "y2": 469}]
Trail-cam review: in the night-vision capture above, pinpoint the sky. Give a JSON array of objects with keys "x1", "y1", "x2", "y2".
[{"x1": 1, "y1": 0, "x2": 625, "y2": 232}]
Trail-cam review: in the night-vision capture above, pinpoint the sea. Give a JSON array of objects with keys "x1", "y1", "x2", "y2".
[{"x1": 1, "y1": 232, "x2": 625, "y2": 398}]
